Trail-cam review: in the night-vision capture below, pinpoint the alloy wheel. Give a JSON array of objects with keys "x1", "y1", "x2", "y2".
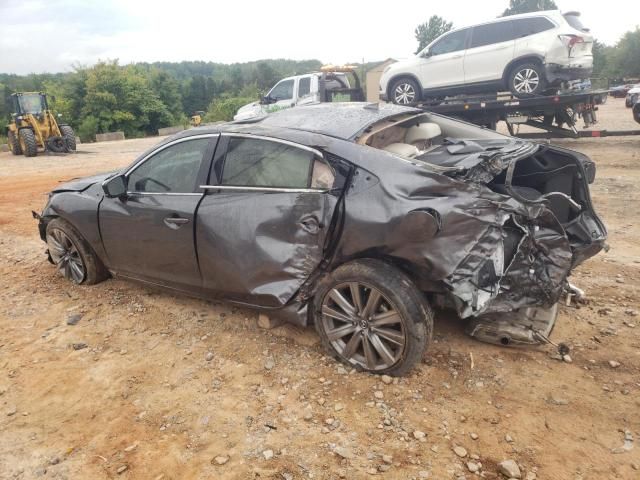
[
  {"x1": 513, "y1": 68, "x2": 540, "y2": 94},
  {"x1": 320, "y1": 282, "x2": 406, "y2": 371},
  {"x1": 394, "y1": 83, "x2": 416, "y2": 104},
  {"x1": 47, "y1": 228, "x2": 86, "y2": 284}
]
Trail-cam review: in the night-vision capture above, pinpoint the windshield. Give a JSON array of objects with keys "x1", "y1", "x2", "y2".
[
  {"x1": 18, "y1": 94, "x2": 45, "y2": 114},
  {"x1": 563, "y1": 13, "x2": 587, "y2": 31}
]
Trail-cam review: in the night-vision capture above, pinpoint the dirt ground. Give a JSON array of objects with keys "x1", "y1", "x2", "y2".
[{"x1": 1, "y1": 99, "x2": 638, "y2": 480}]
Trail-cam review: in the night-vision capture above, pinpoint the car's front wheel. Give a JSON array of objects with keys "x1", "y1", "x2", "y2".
[
  {"x1": 508, "y1": 63, "x2": 546, "y2": 97},
  {"x1": 46, "y1": 218, "x2": 108, "y2": 285},
  {"x1": 389, "y1": 78, "x2": 421, "y2": 106},
  {"x1": 313, "y1": 259, "x2": 433, "y2": 376}
]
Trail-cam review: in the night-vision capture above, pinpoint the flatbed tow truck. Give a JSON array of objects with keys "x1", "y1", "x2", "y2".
[{"x1": 417, "y1": 89, "x2": 640, "y2": 139}]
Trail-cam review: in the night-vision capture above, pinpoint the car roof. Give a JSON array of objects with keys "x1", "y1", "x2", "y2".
[
  {"x1": 436, "y1": 10, "x2": 562, "y2": 37},
  {"x1": 182, "y1": 102, "x2": 420, "y2": 141}
]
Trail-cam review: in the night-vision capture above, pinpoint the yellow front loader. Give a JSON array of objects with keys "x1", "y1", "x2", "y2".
[{"x1": 6, "y1": 92, "x2": 76, "y2": 157}]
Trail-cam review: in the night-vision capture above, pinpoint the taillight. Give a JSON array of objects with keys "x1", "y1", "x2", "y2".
[{"x1": 559, "y1": 34, "x2": 585, "y2": 49}]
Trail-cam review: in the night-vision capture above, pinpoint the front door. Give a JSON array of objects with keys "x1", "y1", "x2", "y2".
[
  {"x1": 196, "y1": 134, "x2": 339, "y2": 307},
  {"x1": 264, "y1": 78, "x2": 296, "y2": 113},
  {"x1": 99, "y1": 135, "x2": 217, "y2": 290},
  {"x1": 420, "y1": 28, "x2": 469, "y2": 90}
]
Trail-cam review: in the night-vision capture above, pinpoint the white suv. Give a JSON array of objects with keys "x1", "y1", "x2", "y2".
[{"x1": 380, "y1": 10, "x2": 593, "y2": 104}]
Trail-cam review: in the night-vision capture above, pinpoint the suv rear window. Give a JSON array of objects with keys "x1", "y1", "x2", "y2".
[
  {"x1": 511, "y1": 17, "x2": 555, "y2": 37},
  {"x1": 563, "y1": 12, "x2": 587, "y2": 31},
  {"x1": 470, "y1": 21, "x2": 515, "y2": 48}
]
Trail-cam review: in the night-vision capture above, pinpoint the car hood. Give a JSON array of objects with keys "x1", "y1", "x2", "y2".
[{"x1": 52, "y1": 171, "x2": 116, "y2": 193}]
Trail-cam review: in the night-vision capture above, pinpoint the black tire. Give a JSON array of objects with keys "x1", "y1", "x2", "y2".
[
  {"x1": 313, "y1": 259, "x2": 433, "y2": 376},
  {"x1": 19, "y1": 129, "x2": 38, "y2": 157},
  {"x1": 508, "y1": 63, "x2": 546, "y2": 97},
  {"x1": 7, "y1": 130, "x2": 22, "y2": 155},
  {"x1": 45, "y1": 218, "x2": 109, "y2": 285},
  {"x1": 60, "y1": 125, "x2": 76, "y2": 151},
  {"x1": 389, "y1": 77, "x2": 421, "y2": 106}
]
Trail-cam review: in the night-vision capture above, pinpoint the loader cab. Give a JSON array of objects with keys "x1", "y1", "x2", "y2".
[{"x1": 12, "y1": 92, "x2": 48, "y2": 116}]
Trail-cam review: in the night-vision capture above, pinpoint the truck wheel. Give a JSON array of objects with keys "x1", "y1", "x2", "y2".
[
  {"x1": 19, "y1": 129, "x2": 38, "y2": 157},
  {"x1": 60, "y1": 125, "x2": 76, "y2": 151},
  {"x1": 46, "y1": 218, "x2": 109, "y2": 285},
  {"x1": 508, "y1": 63, "x2": 546, "y2": 97},
  {"x1": 313, "y1": 259, "x2": 433, "y2": 376},
  {"x1": 389, "y1": 78, "x2": 421, "y2": 106},
  {"x1": 8, "y1": 131, "x2": 22, "y2": 155}
]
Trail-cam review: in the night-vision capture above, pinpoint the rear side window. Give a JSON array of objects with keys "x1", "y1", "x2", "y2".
[
  {"x1": 298, "y1": 77, "x2": 311, "y2": 97},
  {"x1": 512, "y1": 17, "x2": 555, "y2": 37},
  {"x1": 222, "y1": 137, "x2": 333, "y2": 189},
  {"x1": 430, "y1": 29, "x2": 468, "y2": 55},
  {"x1": 470, "y1": 21, "x2": 515, "y2": 48}
]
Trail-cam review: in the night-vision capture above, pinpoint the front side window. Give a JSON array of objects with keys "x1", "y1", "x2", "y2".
[
  {"x1": 512, "y1": 17, "x2": 555, "y2": 37},
  {"x1": 268, "y1": 79, "x2": 294, "y2": 101},
  {"x1": 298, "y1": 77, "x2": 311, "y2": 97},
  {"x1": 128, "y1": 138, "x2": 210, "y2": 193},
  {"x1": 430, "y1": 29, "x2": 468, "y2": 55},
  {"x1": 470, "y1": 21, "x2": 515, "y2": 48},
  {"x1": 222, "y1": 137, "x2": 333, "y2": 189}
]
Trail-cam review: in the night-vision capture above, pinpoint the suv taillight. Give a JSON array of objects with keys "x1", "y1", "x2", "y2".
[{"x1": 559, "y1": 34, "x2": 585, "y2": 48}]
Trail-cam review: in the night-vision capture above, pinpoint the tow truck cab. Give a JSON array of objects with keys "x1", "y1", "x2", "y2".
[{"x1": 233, "y1": 66, "x2": 364, "y2": 121}]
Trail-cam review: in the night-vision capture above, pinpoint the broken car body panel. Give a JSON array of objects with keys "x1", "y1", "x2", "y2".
[{"x1": 37, "y1": 103, "x2": 607, "y2": 332}]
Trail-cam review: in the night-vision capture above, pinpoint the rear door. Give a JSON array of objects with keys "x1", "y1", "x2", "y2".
[
  {"x1": 420, "y1": 28, "x2": 469, "y2": 89},
  {"x1": 512, "y1": 17, "x2": 559, "y2": 60},
  {"x1": 464, "y1": 20, "x2": 516, "y2": 85},
  {"x1": 196, "y1": 134, "x2": 339, "y2": 307},
  {"x1": 99, "y1": 135, "x2": 217, "y2": 290}
]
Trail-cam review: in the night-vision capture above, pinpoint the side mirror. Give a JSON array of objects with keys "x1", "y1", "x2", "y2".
[
  {"x1": 261, "y1": 95, "x2": 274, "y2": 105},
  {"x1": 102, "y1": 174, "x2": 127, "y2": 198},
  {"x1": 421, "y1": 50, "x2": 432, "y2": 58}
]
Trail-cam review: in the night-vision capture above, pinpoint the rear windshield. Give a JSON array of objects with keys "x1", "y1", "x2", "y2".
[{"x1": 563, "y1": 13, "x2": 587, "y2": 31}]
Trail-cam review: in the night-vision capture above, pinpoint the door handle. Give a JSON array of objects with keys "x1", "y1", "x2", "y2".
[
  {"x1": 164, "y1": 216, "x2": 190, "y2": 229},
  {"x1": 300, "y1": 216, "x2": 322, "y2": 235}
]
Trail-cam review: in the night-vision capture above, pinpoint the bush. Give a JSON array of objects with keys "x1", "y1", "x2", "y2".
[
  {"x1": 77, "y1": 116, "x2": 99, "y2": 143},
  {"x1": 204, "y1": 96, "x2": 256, "y2": 122}
]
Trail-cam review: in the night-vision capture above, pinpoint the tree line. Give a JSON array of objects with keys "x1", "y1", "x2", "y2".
[{"x1": 0, "y1": 59, "x2": 321, "y2": 141}]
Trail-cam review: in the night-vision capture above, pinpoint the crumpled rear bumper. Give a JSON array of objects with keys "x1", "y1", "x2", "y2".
[
  {"x1": 545, "y1": 63, "x2": 593, "y2": 84},
  {"x1": 444, "y1": 204, "x2": 575, "y2": 318}
]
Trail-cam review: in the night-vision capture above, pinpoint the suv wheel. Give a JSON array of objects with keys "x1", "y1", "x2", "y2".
[
  {"x1": 313, "y1": 259, "x2": 433, "y2": 376},
  {"x1": 508, "y1": 63, "x2": 546, "y2": 97},
  {"x1": 389, "y1": 78, "x2": 421, "y2": 106}
]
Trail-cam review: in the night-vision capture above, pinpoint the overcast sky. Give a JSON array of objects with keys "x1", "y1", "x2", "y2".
[{"x1": 1, "y1": 0, "x2": 638, "y2": 74}]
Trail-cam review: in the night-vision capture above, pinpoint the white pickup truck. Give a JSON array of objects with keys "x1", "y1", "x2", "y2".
[{"x1": 234, "y1": 66, "x2": 364, "y2": 121}]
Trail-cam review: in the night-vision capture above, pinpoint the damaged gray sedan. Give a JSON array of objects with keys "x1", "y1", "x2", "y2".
[{"x1": 35, "y1": 103, "x2": 606, "y2": 375}]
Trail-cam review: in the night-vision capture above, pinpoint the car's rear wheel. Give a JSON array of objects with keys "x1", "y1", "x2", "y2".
[
  {"x1": 508, "y1": 63, "x2": 546, "y2": 97},
  {"x1": 46, "y1": 218, "x2": 108, "y2": 285},
  {"x1": 389, "y1": 78, "x2": 421, "y2": 106},
  {"x1": 313, "y1": 259, "x2": 433, "y2": 376}
]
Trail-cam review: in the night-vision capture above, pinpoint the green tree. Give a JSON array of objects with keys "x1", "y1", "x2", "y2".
[
  {"x1": 255, "y1": 62, "x2": 279, "y2": 91},
  {"x1": 502, "y1": 0, "x2": 557, "y2": 17},
  {"x1": 82, "y1": 61, "x2": 172, "y2": 137},
  {"x1": 149, "y1": 68, "x2": 183, "y2": 123},
  {"x1": 415, "y1": 16, "x2": 453, "y2": 53},
  {"x1": 609, "y1": 28, "x2": 640, "y2": 78}
]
